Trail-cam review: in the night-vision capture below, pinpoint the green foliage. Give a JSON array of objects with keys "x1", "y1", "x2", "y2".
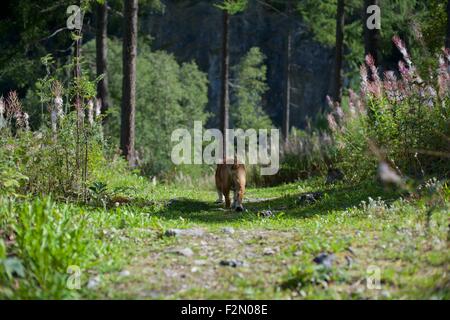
[
  {"x1": 215, "y1": 0, "x2": 248, "y2": 14},
  {"x1": 0, "y1": 53, "x2": 110, "y2": 199},
  {"x1": 0, "y1": 147, "x2": 29, "y2": 196},
  {"x1": 83, "y1": 39, "x2": 210, "y2": 175},
  {"x1": 1, "y1": 198, "x2": 92, "y2": 298},
  {"x1": 297, "y1": 0, "x2": 440, "y2": 88},
  {"x1": 247, "y1": 128, "x2": 336, "y2": 187},
  {"x1": 281, "y1": 264, "x2": 342, "y2": 292},
  {"x1": 419, "y1": 0, "x2": 447, "y2": 53},
  {"x1": 330, "y1": 44, "x2": 450, "y2": 182},
  {"x1": 411, "y1": 0, "x2": 447, "y2": 77},
  {"x1": 231, "y1": 47, "x2": 272, "y2": 130},
  {"x1": 0, "y1": 171, "x2": 448, "y2": 298}
]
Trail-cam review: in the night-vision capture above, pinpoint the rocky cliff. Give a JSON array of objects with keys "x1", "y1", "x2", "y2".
[{"x1": 141, "y1": 0, "x2": 334, "y2": 129}]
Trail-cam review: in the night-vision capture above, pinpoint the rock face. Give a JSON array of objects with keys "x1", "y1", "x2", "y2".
[{"x1": 142, "y1": 0, "x2": 334, "y2": 129}]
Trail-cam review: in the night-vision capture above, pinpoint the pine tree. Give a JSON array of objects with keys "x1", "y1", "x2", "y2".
[
  {"x1": 282, "y1": 0, "x2": 293, "y2": 144},
  {"x1": 364, "y1": 0, "x2": 379, "y2": 64},
  {"x1": 96, "y1": 0, "x2": 109, "y2": 118},
  {"x1": 215, "y1": 0, "x2": 247, "y2": 156},
  {"x1": 231, "y1": 47, "x2": 272, "y2": 130},
  {"x1": 333, "y1": 0, "x2": 345, "y2": 103},
  {"x1": 446, "y1": 0, "x2": 450, "y2": 48},
  {"x1": 121, "y1": 0, "x2": 138, "y2": 166}
]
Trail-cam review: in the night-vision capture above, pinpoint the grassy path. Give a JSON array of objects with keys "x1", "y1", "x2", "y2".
[{"x1": 80, "y1": 180, "x2": 449, "y2": 299}]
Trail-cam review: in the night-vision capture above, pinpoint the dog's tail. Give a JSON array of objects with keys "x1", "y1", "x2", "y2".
[{"x1": 222, "y1": 153, "x2": 241, "y2": 168}]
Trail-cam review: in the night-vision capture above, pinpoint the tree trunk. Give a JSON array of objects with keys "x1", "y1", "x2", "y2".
[
  {"x1": 364, "y1": 0, "x2": 379, "y2": 64},
  {"x1": 282, "y1": 0, "x2": 292, "y2": 145},
  {"x1": 333, "y1": 0, "x2": 345, "y2": 103},
  {"x1": 220, "y1": 11, "x2": 230, "y2": 157},
  {"x1": 120, "y1": 0, "x2": 138, "y2": 166},
  {"x1": 446, "y1": 0, "x2": 450, "y2": 48},
  {"x1": 96, "y1": 0, "x2": 109, "y2": 118},
  {"x1": 73, "y1": 26, "x2": 82, "y2": 173}
]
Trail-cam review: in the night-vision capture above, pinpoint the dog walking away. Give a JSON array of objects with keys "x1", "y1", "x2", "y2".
[{"x1": 215, "y1": 160, "x2": 246, "y2": 212}]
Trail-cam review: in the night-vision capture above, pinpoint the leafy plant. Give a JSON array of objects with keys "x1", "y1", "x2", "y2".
[
  {"x1": 328, "y1": 37, "x2": 450, "y2": 182},
  {"x1": 231, "y1": 47, "x2": 272, "y2": 130}
]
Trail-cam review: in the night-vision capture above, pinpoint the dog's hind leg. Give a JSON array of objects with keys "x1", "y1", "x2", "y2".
[
  {"x1": 224, "y1": 189, "x2": 231, "y2": 208},
  {"x1": 215, "y1": 190, "x2": 224, "y2": 204},
  {"x1": 215, "y1": 166, "x2": 224, "y2": 204},
  {"x1": 231, "y1": 188, "x2": 238, "y2": 209}
]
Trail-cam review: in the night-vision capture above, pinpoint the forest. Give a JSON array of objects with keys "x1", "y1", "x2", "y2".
[{"x1": 0, "y1": 0, "x2": 449, "y2": 300}]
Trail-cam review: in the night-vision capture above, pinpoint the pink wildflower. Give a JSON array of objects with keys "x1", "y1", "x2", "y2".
[
  {"x1": 87, "y1": 100, "x2": 94, "y2": 125},
  {"x1": 95, "y1": 98, "x2": 102, "y2": 118},
  {"x1": 360, "y1": 64, "x2": 368, "y2": 94},
  {"x1": 326, "y1": 95, "x2": 334, "y2": 109},
  {"x1": 0, "y1": 96, "x2": 4, "y2": 116},
  {"x1": 335, "y1": 105, "x2": 345, "y2": 122},
  {"x1": 327, "y1": 113, "x2": 338, "y2": 132},
  {"x1": 23, "y1": 112, "x2": 29, "y2": 130},
  {"x1": 438, "y1": 55, "x2": 450, "y2": 98},
  {"x1": 393, "y1": 35, "x2": 412, "y2": 66},
  {"x1": 365, "y1": 54, "x2": 380, "y2": 83}
]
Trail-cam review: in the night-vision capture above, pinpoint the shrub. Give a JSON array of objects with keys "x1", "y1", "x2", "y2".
[
  {"x1": 246, "y1": 128, "x2": 335, "y2": 187},
  {"x1": 328, "y1": 37, "x2": 450, "y2": 182},
  {"x1": 0, "y1": 198, "x2": 92, "y2": 298},
  {"x1": 83, "y1": 39, "x2": 210, "y2": 176},
  {"x1": 0, "y1": 61, "x2": 105, "y2": 199},
  {"x1": 231, "y1": 47, "x2": 272, "y2": 130}
]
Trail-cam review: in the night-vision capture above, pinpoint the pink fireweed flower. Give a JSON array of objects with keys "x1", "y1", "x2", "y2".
[
  {"x1": 383, "y1": 71, "x2": 399, "y2": 102},
  {"x1": 365, "y1": 54, "x2": 381, "y2": 83},
  {"x1": 87, "y1": 99, "x2": 94, "y2": 125},
  {"x1": 393, "y1": 35, "x2": 412, "y2": 66},
  {"x1": 335, "y1": 105, "x2": 345, "y2": 122},
  {"x1": 49, "y1": 96, "x2": 64, "y2": 132},
  {"x1": 326, "y1": 95, "x2": 334, "y2": 109},
  {"x1": 0, "y1": 96, "x2": 4, "y2": 115},
  {"x1": 423, "y1": 86, "x2": 437, "y2": 107},
  {"x1": 54, "y1": 96, "x2": 64, "y2": 117},
  {"x1": 366, "y1": 81, "x2": 382, "y2": 98},
  {"x1": 443, "y1": 48, "x2": 450, "y2": 63},
  {"x1": 384, "y1": 71, "x2": 397, "y2": 82},
  {"x1": 360, "y1": 64, "x2": 369, "y2": 94},
  {"x1": 6, "y1": 91, "x2": 22, "y2": 120},
  {"x1": 14, "y1": 111, "x2": 25, "y2": 129},
  {"x1": 75, "y1": 98, "x2": 85, "y2": 121},
  {"x1": 348, "y1": 89, "x2": 358, "y2": 116},
  {"x1": 438, "y1": 55, "x2": 450, "y2": 98},
  {"x1": 23, "y1": 112, "x2": 29, "y2": 130},
  {"x1": 51, "y1": 109, "x2": 58, "y2": 132},
  {"x1": 322, "y1": 133, "x2": 332, "y2": 145},
  {"x1": 327, "y1": 113, "x2": 339, "y2": 132},
  {"x1": 95, "y1": 98, "x2": 102, "y2": 118},
  {"x1": 398, "y1": 61, "x2": 413, "y2": 84}
]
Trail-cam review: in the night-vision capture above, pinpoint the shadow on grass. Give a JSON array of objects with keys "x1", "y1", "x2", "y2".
[
  {"x1": 245, "y1": 182, "x2": 403, "y2": 219},
  {"x1": 147, "y1": 181, "x2": 404, "y2": 224},
  {"x1": 155, "y1": 197, "x2": 248, "y2": 223}
]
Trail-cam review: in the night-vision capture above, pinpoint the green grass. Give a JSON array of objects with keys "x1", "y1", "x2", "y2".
[{"x1": 0, "y1": 177, "x2": 449, "y2": 299}]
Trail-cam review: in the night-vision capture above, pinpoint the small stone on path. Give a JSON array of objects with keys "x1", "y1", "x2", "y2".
[
  {"x1": 119, "y1": 270, "x2": 131, "y2": 277},
  {"x1": 260, "y1": 210, "x2": 274, "y2": 218},
  {"x1": 175, "y1": 248, "x2": 194, "y2": 257},
  {"x1": 313, "y1": 253, "x2": 335, "y2": 268},
  {"x1": 164, "y1": 228, "x2": 204, "y2": 237},
  {"x1": 87, "y1": 276, "x2": 101, "y2": 289},
  {"x1": 221, "y1": 227, "x2": 235, "y2": 235},
  {"x1": 263, "y1": 247, "x2": 276, "y2": 256},
  {"x1": 297, "y1": 192, "x2": 323, "y2": 204},
  {"x1": 219, "y1": 259, "x2": 245, "y2": 268}
]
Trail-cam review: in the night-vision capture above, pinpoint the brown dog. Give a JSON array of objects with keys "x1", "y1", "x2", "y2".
[{"x1": 215, "y1": 161, "x2": 246, "y2": 211}]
